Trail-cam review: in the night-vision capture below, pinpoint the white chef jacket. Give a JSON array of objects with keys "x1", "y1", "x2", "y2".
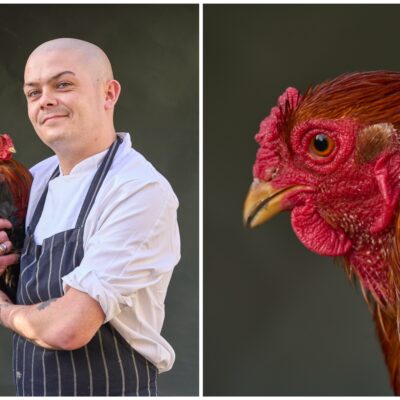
[{"x1": 25, "y1": 132, "x2": 181, "y2": 373}]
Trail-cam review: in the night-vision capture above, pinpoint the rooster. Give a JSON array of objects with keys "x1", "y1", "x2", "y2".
[
  {"x1": 243, "y1": 71, "x2": 400, "y2": 394},
  {"x1": 0, "y1": 134, "x2": 32, "y2": 302}
]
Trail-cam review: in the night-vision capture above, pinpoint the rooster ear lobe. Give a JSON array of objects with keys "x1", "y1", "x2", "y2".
[
  {"x1": 358, "y1": 122, "x2": 399, "y2": 233},
  {"x1": 372, "y1": 151, "x2": 400, "y2": 233},
  {"x1": 356, "y1": 123, "x2": 396, "y2": 164}
]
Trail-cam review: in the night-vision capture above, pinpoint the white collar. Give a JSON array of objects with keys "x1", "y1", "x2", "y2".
[{"x1": 58, "y1": 132, "x2": 131, "y2": 176}]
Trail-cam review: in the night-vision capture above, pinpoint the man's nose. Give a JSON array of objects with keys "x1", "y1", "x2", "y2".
[{"x1": 39, "y1": 89, "x2": 58, "y2": 109}]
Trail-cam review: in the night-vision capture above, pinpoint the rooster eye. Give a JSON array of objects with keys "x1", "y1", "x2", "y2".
[{"x1": 309, "y1": 133, "x2": 334, "y2": 157}]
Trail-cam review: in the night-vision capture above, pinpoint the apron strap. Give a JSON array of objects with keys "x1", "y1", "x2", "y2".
[
  {"x1": 28, "y1": 136, "x2": 122, "y2": 235},
  {"x1": 75, "y1": 135, "x2": 122, "y2": 228},
  {"x1": 27, "y1": 166, "x2": 60, "y2": 234}
]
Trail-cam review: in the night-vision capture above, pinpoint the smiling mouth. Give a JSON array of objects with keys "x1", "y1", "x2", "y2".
[{"x1": 42, "y1": 115, "x2": 67, "y2": 124}]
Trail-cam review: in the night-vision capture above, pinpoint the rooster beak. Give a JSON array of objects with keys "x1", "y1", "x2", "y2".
[
  {"x1": 8, "y1": 147, "x2": 15, "y2": 153},
  {"x1": 243, "y1": 180, "x2": 307, "y2": 228},
  {"x1": 243, "y1": 180, "x2": 286, "y2": 228}
]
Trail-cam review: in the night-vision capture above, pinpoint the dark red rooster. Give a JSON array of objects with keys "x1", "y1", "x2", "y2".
[
  {"x1": 243, "y1": 71, "x2": 400, "y2": 394},
  {"x1": 0, "y1": 134, "x2": 32, "y2": 302}
]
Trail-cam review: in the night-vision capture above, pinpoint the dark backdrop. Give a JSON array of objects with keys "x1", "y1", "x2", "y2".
[
  {"x1": 0, "y1": 4, "x2": 198, "y2": 396},
  {"x1": 204, "y1": 4, "x2": 398, "y2": 396}
]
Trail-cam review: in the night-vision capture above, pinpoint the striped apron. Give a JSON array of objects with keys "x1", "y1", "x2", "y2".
[{"x1": 12, "y1": 137, "x2": 158, "y2": 396}]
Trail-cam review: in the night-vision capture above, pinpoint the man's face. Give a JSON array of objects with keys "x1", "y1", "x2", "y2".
[{"x1": 23, "y1": 49, "x2": 105, "y2": 149}]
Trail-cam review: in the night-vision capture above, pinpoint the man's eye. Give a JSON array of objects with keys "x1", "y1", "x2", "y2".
[
  {"x1": 27, "y1": 90, "x2": 40, "y2": 98},
  {"x1": 57, "y1": 82, "x2": 71, "y2": 89}
]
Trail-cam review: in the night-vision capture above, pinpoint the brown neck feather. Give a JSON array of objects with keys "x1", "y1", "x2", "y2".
[
  {"x1": 374, "y1": 304, "x2": 400, "y2": 394},
  {"x1": 368, "y1": 209, "x2": 400, "y2": 394},
  {"x1": 339, "y1": 208, "x2": 400, "y2": 394}
]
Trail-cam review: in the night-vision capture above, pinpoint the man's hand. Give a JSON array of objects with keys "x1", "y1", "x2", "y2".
[
  {"x1": 0, "y1": 219, "x2": 19, "y2": 272},
  {"x1": 0, "y1": 290, "x2": 11, "y2": 304},
  {"x1": 0, "y1": 290, "x2": 13, "y2": 328}
]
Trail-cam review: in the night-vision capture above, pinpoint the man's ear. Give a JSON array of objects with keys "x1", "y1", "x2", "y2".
[{"x1": 104, "y1": 80, "x2": 121, "y2": 110}]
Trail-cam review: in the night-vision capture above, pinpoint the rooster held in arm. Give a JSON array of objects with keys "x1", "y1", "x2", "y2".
[
  {"x1": 0, "y1": 134, "x2": 32, "y2": 302},
  {"x1": 243, "y1": 71, "x2": 400, "y2": 394}
]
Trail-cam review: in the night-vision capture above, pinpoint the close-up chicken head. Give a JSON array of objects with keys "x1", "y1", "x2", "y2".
[{"x1": 243, "y1": 71, "x2": 400, "y2": 393}]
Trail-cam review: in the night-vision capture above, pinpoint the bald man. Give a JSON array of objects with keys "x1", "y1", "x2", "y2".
[{"x1": 0, "y1": 38, "x2": 180, "y2": 396}]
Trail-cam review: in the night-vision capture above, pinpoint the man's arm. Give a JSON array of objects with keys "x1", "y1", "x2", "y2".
[
  {"x1": 0, "y1": 218, "x2": 105, "y2": 350},
  {"x1": 0, "y1": 285, "x2": 105, "y2": 350}
]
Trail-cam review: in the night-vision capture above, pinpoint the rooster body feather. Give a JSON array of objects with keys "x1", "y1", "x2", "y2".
[
  {"x1": 0, "y1": 135, "x2": 32, "y2": 302},
  {"x1": 244, "y1": 71, "x2": 400, "y2": 394}
]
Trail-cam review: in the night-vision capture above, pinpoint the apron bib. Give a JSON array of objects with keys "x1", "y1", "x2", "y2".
[{"x1": 13, "y1": 138, "x2": 157, "y2": 396}]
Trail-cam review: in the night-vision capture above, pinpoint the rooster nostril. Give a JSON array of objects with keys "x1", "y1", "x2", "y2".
[{"x1": 264, "y1": 167, "x2": 278, "y2": 181}]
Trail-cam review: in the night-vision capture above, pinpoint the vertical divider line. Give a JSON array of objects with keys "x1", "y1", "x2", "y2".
[{"x1": 199, "y1": 2, "x2": 203, "y2": 398}]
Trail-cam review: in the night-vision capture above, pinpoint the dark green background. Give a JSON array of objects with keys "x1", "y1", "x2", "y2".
[
  {"x1": 204, "y1": 4, "x2": 398, "y2": 395},
  {"x1": 0, "y1": 4, "x2": 198, "y2": 396}
]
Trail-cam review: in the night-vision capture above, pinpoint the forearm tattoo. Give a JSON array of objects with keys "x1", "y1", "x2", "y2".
[{"x1": 37, "y1": 298, "x2": 58, "y2": 311}]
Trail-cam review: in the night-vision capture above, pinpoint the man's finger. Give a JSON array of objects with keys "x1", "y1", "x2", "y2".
[
  {"x1": 0, "y1": 241, "x2": 13, "y2": 255},
  {"x1": 0, "y1": 253, "x2": 19, "y2": 268},
  {"x1": 0, "y1": 231, "x2": 10, "y2": 244},
  {"x1": 0, "y1": 219, "x2": 12, "y2": 230}
]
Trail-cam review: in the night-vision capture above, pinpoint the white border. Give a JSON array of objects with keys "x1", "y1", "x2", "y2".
[
  {"x1": 199, "y1": 2, "x2": 203, "y2": 398},
  {"x1": 7, "y1": 1, "x2": 400, "y2": 398}
]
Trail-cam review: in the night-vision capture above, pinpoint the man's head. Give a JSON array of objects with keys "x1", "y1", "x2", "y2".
[{"x1": 23, "y1": 38, "x2": 121, "y2": 158}]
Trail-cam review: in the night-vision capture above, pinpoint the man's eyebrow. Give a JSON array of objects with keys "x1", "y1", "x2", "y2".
[{"x1": 23, "y1": 70, "x2": 76, "y2": 89}]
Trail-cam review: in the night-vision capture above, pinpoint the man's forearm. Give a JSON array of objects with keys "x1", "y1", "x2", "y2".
[
  {"x1": 0, "y1": 287, "x2": 105, "y2": 351},
  {"x1": 0, "y1": 298, "x2": 64, "y2": 349}
]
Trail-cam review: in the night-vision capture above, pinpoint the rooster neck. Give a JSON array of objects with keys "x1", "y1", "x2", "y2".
[
  {"x1": 335, "y1": 224, "x2": 400, "y2": 394},
  {"x1": 342, "y1": 224, "x2": 394, "y2": 304},
  {"x1": 374, "y1": 305, "x2": 400, "y2": 395},
  {"x1": 314, "y1": 191, "x2": 396, "y2": 301},
  {"x1": 344, "y1": 209, "x2": 400, "y2": 395}
]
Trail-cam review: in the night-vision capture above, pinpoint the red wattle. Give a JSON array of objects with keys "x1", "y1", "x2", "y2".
[{"x1": 291, "y1": 202, "x2": 352, "y2": 256}]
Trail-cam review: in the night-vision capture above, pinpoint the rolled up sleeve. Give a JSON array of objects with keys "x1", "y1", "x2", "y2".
[{"x1": 62, "y1": 178, "x2": 181, "y2": 322}]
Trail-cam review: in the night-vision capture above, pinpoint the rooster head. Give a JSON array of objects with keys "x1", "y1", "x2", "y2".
[
  {"x1": 0, "y1": 134, "x2": 16, "y2": 161},
  {"x1": 243, "y1": 71, "x2": 400, "y2": 303}
]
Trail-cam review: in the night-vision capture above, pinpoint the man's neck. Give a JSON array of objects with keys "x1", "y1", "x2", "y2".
[{"x1": 56, "y1": 134, "x2": 116, "y2": 175}]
